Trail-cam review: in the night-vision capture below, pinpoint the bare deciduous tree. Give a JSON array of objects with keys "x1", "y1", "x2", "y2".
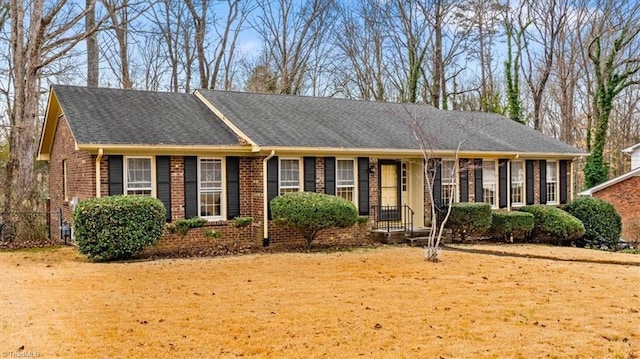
[
  {"x1": 455, "y1": 0, "x2": 505, "y2": 112},
  {"x1": 334, "y1": 0, "x2": 388, "y2": 101},
  {"x1": 251, "y1": 0, "x2": 336, "y2": 95},
  {"x1": 6, "y1": 0, "x2": 119, "y2": 217},
  {"x1": 520, "y1": 0, "x2": 567, "y2": 131}
]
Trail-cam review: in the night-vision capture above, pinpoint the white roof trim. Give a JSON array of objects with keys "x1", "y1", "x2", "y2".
[{"x1": 579, "y1": 167, "x2": 640, "y2": 196}]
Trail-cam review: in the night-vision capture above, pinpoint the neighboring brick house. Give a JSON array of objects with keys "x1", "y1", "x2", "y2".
[
  {"x1": 37, "y1": 85, "x2": 585, "y2": 253},
  {"x1": 580, "y1": 143, "x2": 640, "y2": 243}
]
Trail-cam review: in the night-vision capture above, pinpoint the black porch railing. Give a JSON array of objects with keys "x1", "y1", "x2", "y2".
[{"x1": 371, "y1": 204, "x2": 414, "y2": 236}]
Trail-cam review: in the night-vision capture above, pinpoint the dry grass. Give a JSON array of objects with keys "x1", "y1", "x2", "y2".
[{"x1": 1, "y1": 244, "x2": 639, "y2": 358}]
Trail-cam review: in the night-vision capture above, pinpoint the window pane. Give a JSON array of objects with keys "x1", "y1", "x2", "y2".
[
  {"x1": 201, "y1": 159, "x2": 222, "y2": 189},
  {"x1": 337, "y1": 160, "x2": 354, "y2": 186},
  {"x1": 547, "y1": 162, "x2": 557, "y2": 182},
  {"x1": 337, "y1": 159, "x2": 355, "y2": 202},
  {"x1": 200, "y1": 192, "x2": 221, "y2": 217},
  {"x1": 337, "y1": 187, "x2": 353, "y2": 202},
  {"x1": 280, "y1": 159, "x2": 300, "y2": 193},
  {"x1": 199, "y1": 159, "x2": 223, "y2": 218},
  {"x1": 126, "y1": 158, "x2": 152, "y2": 196},
  {"x1": 442, "y1": 160, "x2": 456, "y2": 182},
  {"x1": 546, "y1": 161, "x2": 557, "y2": 203},
  {"x1": 441, "y1": 160, "x2": 456, "y2": 204},
  {"x1": 511, "y1": 162, "x2": 524, "y2": 205},
  {"x1": 482, "y1": 160, "x2": 496, "y2": 205}
]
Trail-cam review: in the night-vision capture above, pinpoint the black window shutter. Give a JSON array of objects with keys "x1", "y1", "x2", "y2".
[
  {"x1": 474, "y1": 159, "x2": 483, "y2": 202},
  {"x1": 559, "y1": 160, "x2": 568, "y2": 204},
  {"x1": 432, "y1": 159, "x2": 442, "y2": 207},
  {"x1": 499, "y1": 158, "x2": 508, "y2": 208},
  {"x1": 325, "y1": 157, "x2": 336, "y2": 195},
  {"x1": 156, "y1": 156, "x2": 172, "y2": 222},
  {"x1": 108, "y1": 155, "x2": 123, "y2": 196},
  {"x1": 266, "y1": 156, "x2": 279, "y2": 220},
  {"x1": 539, "y1": 160, "x2": 547, "y2": 204},
  {"x1": 459, "y1": 159, "x2": 469, "y2": 202},
  {"x1": 358, "y1": 157, "x2": 370, "y2": 215},
  {"x1": 184, "y1": 156, "x2": 198, "y2": 218},
  {"x1": 526, "y1": 160, "x2": 535, "y2": 205},
  {"x1": 226, "y1": 157, "x2": 240, "y2": 219},
  {"x1": 304, "y1": 157, "x2": 316, "y2": 192}
]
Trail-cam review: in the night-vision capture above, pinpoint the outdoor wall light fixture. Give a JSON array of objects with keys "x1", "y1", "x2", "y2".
[{"x1": 369, "y1": 164, "x2": 376, "y2": 174}]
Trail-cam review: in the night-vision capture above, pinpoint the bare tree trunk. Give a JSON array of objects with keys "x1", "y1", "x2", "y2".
[
  {"x1": 521, "y1": 0, "x2": 566, "y2": 131},
  {"x1": 86, "y1": 0, "x2": 99, "y2": 87},
  {"x1": 184, "y1": 0, "x2": 209, "y2": 89},
  {"x1": 6, "y1": 0, "x2": 119, "y2": 218}
]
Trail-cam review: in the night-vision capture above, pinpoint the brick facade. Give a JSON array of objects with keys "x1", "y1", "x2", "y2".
[
  {"x1": 592, "y1": 176, "x2": 640, "y2": 242},
  {"x1": 49, "y1": 115, "x2": 96, "y2": 242},
  {"x1": 47, "y1": 114, "x2": 576, "y2": 254}
]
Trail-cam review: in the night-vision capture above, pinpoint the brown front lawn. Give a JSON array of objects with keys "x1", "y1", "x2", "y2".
[{"x1": 1, "y1": 245, "x2": 639, "y2": 358}]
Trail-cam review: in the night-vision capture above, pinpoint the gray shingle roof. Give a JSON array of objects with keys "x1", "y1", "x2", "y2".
[
  {"x1": 53, "y1": 85, "x2": 239, "y2": 146},
  {"x1": 197, "y1": 90, "x2": 585, "y2": 155}
]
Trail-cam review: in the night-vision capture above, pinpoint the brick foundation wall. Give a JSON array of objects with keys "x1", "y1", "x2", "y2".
[
  {"x1": 142, "y1": 222, "x2": 263, "y2": 257},
  {"x1": 592, "y1": 176, "x2": 640, "y2": 242}
]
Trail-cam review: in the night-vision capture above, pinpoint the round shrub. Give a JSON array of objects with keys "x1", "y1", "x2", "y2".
[
  {"x1": 73, "y1": 195, "x2": 167, "y2": 261},
  {"x1": 270, "y1": 192, "x2": 358, "y2": 247},
  {"x1": 563, "y1": 196, "x2": 621, "y2": 249},
  {"x1": 518, "y1": 205, "x2": 585, "y2": 245},
  {"x1": 444, "y1": 202, "x2": 492, "y2": 240},
  {"x1": 489, "y1": 211, "x2": 534, "y2": 241}
]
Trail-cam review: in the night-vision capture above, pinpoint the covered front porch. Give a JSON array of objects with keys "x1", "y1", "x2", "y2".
[{"x1": 369, "y1": 158, "x2": 427, "y2": 240}]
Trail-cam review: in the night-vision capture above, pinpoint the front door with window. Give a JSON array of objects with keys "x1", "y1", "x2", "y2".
[{"x1": 379, "y1": 161, "x2": 401, "y2": 221}]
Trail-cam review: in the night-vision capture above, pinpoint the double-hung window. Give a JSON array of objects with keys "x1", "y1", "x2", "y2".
[
  {"x1": 199, "y1": 158, "x2": 223, "y2": 219},
  {"x1": 280, "y1": 158, "x2": 301, "y2": 195},
  {"x1": 482, "y1": 160, "x2": 497, "y2": 207},
  {"x1": 511, "y1": 161, "x2": 524, "y2": 206},
  {"x1": 125, "y1": 157, "x2": 153, "y2": 196},
  {"x1": 336, "y1": 159, "x2": 355, "y2": 202},
  {"x1": 441, "y1": 159, "x2": 456, "y2": 205},
  {"x1": 546, "y1": 161, "x2": 558, "y2": 204}
]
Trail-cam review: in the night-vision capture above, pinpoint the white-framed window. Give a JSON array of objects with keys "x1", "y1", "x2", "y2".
[
  {"x1": 125, "y1": 156, "x2": 154, "y2": 196},
  {"x1": 482, "y1": 160, "x2": 497, "y2": 207},
  {"x1": 199, "y1": 158, "x2": 224, "y2": 219},
  {"x1": 546, "y1": 160, "x2": 558, "y2": 204},
  {"x1": 441, "y1": 159, "x2": 456, "y2": 205},
  {"x1": 279, "y1": 158, "x2": 301, "y2": 195},
  {"x1": 336, "y1": 159, "x2": 355, "y2": 202},
  {"x1": 511, "y1": 161, "x2": 524, "y2": 206}
]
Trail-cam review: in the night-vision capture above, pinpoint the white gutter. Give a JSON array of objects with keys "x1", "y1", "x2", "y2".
[
  {"x1": 95, "y1": 148, "x2": 104, "y2": 198},
  {"x1": 263, "y1": 150, "x2": 276, "y2": 244}
]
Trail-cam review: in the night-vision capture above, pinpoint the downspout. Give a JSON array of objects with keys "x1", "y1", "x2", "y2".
[
  {"x1": 570, "y1": 159, "x2": 575, "y2": 201},
  {"x1": 95, "y1": 148, "x2": 104, "y2": 198},
  {"x1": 506, "y1": 159, "x2": 511, "y2": 211},
  {"x1": 263, "y1": 150, "x2": 276, "y2": 245}
]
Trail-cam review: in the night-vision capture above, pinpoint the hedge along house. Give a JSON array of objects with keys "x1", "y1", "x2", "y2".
[{"x1": 38, "y1": 85, "x2": 585, "y2": 252}]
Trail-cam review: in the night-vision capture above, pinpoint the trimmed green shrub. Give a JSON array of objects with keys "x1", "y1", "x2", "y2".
[
  {"x1": 444, "y1": 202, "x2": 492, "y2": 240},
  {"x1": 563, "y1": 196, "x2": 621, "y2": 249},
  {"x1": 232, "y1": 216, "x2": 254, "y2": 228},
  {"x1": 271, "y1": 192, "x2": 358, "y2": 248},
  {"x1": 490, "y1": 211, "x2": 534, "y2": 241},
  {"x1": 518, "y1": 205, "x2": 585, "y2": 245},
  {"x1": 167, "y1": 217, "x2": 207, "y2": 235},
  {"x1": 73, "y1": 196, "x2": 166, "y2": 261}
]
